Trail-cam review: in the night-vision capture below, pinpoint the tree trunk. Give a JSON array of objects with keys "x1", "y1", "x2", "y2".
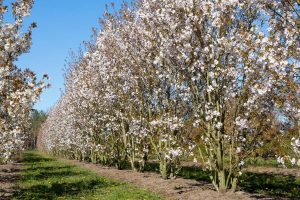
[
  {"x1": 159, "y1": 159, "x2": 168, "y2": 179},
  {"x1": 230, "y1": 177, "x2": 237, "y2": 193},
  {"x1": 218, "y1": 170, "x2": 227, "y2": 193}
]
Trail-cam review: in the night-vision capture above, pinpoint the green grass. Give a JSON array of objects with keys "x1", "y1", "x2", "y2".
[
  {"x1": 245, "y1": 157, "x2": 280, "y2": 168},
  {"x1": 239, "y1": 172, "x2": 300, "y2": 198},
  {"x1": 14, "y1": 152, "x2": 300, "y2": 199},
  {"x1": 179, "y1": 166, "x2": 300, "y2": 198},
  {"x1": 181, "y1": 167, "x2": 300, "y2": 198},
  {"x1": 13, "y1": 151, "x2": 162, "y2": 200}
]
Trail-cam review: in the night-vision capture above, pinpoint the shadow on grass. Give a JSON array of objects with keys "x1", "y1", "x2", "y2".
[
  {"x1": 239, "y1": 172, "x2": 300, "y2": 199},
  {"x1": 14, "y1": 178, "x2": 117, "y2": 199},
  {"x1": 144, "y1": 162, "x2": 300, "y2": 199},
  {"x1": 21, "y1": 153, "x2": 54, "y2": 163},
  {"x1": 13, "y1": 152, "x2": 119, "y2": 200},
  {"x1": 22, "y1": 169, "x2": 89, "y2": 181},
  {"x1": 25, "y1": 165, "x2": 74, "y2": 172}
]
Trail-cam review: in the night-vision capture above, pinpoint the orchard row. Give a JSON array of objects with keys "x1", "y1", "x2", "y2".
[{"x1": 38, "y1": 0, "x2": 300, "y2": 193}]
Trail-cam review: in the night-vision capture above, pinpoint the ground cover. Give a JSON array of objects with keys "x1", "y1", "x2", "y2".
[
  {"x1": 2, "y1": 151, "x2": 299, "y2": 200},
  {"x1": 12, "y1": 151, "x2": 162, "y2": 200}
]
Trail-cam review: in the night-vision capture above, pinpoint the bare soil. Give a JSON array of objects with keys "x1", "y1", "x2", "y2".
[
  {"x1": 0, "y1": 163, "x2": 21, "y2": 200},
  {"x1": 62, "y1": 159, "x2": 295, "y2": 200}
]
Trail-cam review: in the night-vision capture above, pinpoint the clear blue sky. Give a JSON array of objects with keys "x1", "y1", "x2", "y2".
[{"x1": 4, "y1": 0, "x2": 122, "y2": 111}]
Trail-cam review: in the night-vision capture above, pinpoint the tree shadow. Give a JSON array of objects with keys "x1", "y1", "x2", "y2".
[
  {"x1": 13, "y1": 178, "x2": 118, "y2": 199},
  {"x1": 180, "y1": 166, "x2": 300, "y2": 199},
  {"x1": 13, "y1": 152, "x2": 120, "y2": 200},
  {"x1": 22, "y1": 169, "x2": 89, "y2": 181},
  {"x1": 144, "y1": 162, "x2": 211, "y2": 182},
  {"x1": 240, "y1": 172, "x2": 300, "y2": 199},
  {"x1": 21, "y1": 152, "x2": 54, "y2": 163},
  {"x1": 25, "y1": 165, "x2": 73, "y2": 172}
]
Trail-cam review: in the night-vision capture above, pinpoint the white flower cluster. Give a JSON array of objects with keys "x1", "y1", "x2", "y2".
[
  {"x1": 0, "y1": 0, "x2": 47, "y2": 163},
  {"x1": 292, "y1": 137, "x2": 300, "y2": 155}
]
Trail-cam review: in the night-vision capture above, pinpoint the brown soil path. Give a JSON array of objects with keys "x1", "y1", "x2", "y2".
[
  {"x1": 0, "y1": 163, "x2": 21, "y2": 200},
  {"x1": 61, "y1": 159, "x2": 290, "y2": 200}
]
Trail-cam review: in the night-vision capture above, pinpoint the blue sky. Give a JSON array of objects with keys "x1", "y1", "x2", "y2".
[{"x1": 4, "y1": 0, "x2": 122, "y2": 111}]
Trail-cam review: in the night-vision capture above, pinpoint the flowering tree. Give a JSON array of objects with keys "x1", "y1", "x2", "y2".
[
  {"x1": 39, "y1": 0, "x2": 300, "y2": 193},
  {"x1": 0, "y1": 0, "x2": 47, "y2": 163},
  {"x1": 266, "y1": 0, "x2": 300, "y2": 167}
]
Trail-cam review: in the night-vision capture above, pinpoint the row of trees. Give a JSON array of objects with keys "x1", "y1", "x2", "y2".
[
  {"x1": 0, "y1": 0, "x2": 47, "y2": 163},
  {"x1": 39, "y1": 0, "x2": 300, "y2": 193}
]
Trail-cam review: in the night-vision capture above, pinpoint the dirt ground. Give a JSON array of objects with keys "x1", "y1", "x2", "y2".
[
  {"x1": 63, "y1": 159, "x2": 296, "y2": 200},
  {"x1": 0, "y1": 163, "x2": 21, "y2": 200}
]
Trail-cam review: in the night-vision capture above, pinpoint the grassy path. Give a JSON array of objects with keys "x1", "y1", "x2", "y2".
[{"x1": 13, "y1": 151, "x2": 162, "y2": 200}]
